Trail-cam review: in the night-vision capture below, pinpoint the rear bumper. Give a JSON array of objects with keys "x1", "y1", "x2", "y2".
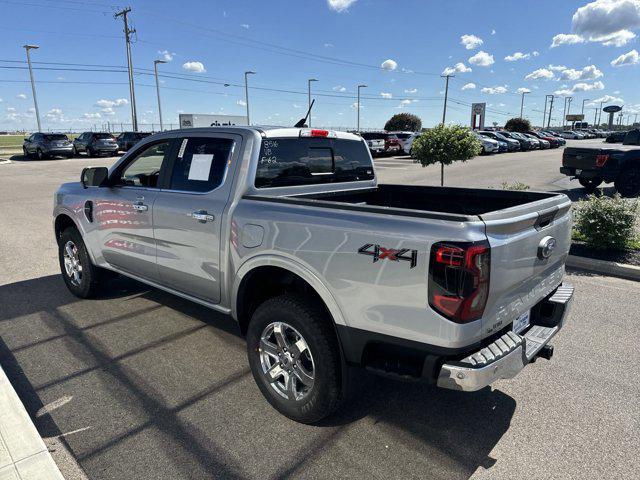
[{"x1": 437, "y1": 283, "x2": 574, "y2": 392}]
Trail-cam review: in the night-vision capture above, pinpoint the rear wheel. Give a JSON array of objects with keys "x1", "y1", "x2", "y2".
[
  {"x1": 615, "y1": 167, "x2": 640, "y2": 198},
  {"x1": 578, "y1": 177, "x2": 603, "y2": 193},
  {"x1": 246, "y1": 295, "x2": 343, "y2": 424},
  {"x1": 36, "y1": 148, "x2": 45, "y2": 160},
  {"x1": 86, "y1": 147, "x2": 94, "y2": 157}
]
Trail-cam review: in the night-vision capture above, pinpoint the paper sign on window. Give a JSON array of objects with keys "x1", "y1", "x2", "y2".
[{"x1": 188, "y1": 154, "x2": 214, "y2": 181}]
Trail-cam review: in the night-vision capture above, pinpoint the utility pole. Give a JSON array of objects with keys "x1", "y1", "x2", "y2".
[
  {"x1": 581, "y1": 98, "x2": 589, "y2": 116},
  {"x1": 597, "y1": 101, "x2": 604, "y2": 126},
  {"x1": 23, "y1": 44, "x2": 41, "y2": 132},
  {"x1": 542, "y1": 95, "x2": 548, "y2": 128},
  {"x1": 440, "y1": 74, "x2": 454, "y2": 125},
  {"x1": 153, "y1": 59, "x2": 166, "y2": 131},
  {"x1": 520, "y1": 91, "x2": 529, "y2": 119},
  {"x1": 115, "y1": 7, "x2": 138, "y2": 131},
  {"x1": 546, "y1": 95, "x2": 555, "y2": 129},
  {"x1": 357, "y1": 84, "x2": 366, "y2": 132},
  {"x1": 307, "y1": 78, "x2": 317, "y2": 127},
  {"x1": 244, "y1": 70, "x2": 255, "y2": 125},
  {"x1": 593, "y1": 108, "x2": 598, "y2": 126}
]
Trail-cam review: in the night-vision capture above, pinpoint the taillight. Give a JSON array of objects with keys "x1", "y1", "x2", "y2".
[
  {"x1": 428, "y1": 240, "x2": 490, "y2": 323},
  {"x1": 595, "y1": 154, "x2": 609, "y2": 167},
  {"x1": 300, "y1": 129, "x2": 336, "y2": 138}
]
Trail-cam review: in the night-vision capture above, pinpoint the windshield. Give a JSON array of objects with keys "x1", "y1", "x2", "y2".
[
  {"x1": 256, "y1": 137, "x2": 374, "y2": 188},
  {"x1": 43, "y1": 134, "x2": 68, "y2": 141}
]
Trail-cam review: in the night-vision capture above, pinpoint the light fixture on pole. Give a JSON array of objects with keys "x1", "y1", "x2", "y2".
[
  {"x1": 153, "y1": 59, "x2": 166, "y2": 131},
  {"x1": 23, "y1": 44, "x2": 41, "y2": 132},
  {"x1": 357, "y1": 84, "x2": 366, "y2": 132},
  {"x1": 244, "y1": 71, "x2": 256, "y2": 125},
  {"x1": 307, "y1": 78, "x2": 318, "y2": 127}
]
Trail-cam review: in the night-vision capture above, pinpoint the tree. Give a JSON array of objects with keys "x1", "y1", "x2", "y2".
[
  {"x1": 412, "y1": 124, "x2": 482, "y2": 186},
  {"x1": 384, "y1": 113, "x2": 422, "y2": 132},
  {"x1": 504, "y1": 117, "x2": 531, "y2": 132}
]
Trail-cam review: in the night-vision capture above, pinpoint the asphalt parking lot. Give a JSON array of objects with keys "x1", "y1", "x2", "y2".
[{"x1": 1, "y1": 143, "x2": 638, "y2": 479}]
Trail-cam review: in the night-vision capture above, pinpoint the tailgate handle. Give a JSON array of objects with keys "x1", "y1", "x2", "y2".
[{"x1": 535, "y1": 207, "x2": 558, "y2": 230}]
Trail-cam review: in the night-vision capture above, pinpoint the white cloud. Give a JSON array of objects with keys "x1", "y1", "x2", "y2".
[
  {"x1": 44, "y1": 108, "x2": 63, "y2": 121},
  {"x1": 525, "y1": 68, "x2": 555, "y2": 80},
  {"x1": 442, "y1": 62, "x2": 472, "y2": 75},
  {"x1": 6, "y1": 107, "x2": 16, "y2": 112},
  {"x1": 293, "y1": 103, "x2": 302, "y2": 108},
  {"x1": 573, "y1": 0, "x2": 640, "y2": 37},
  {"x1": 505, "y1": 52, "x2": 531, "y2": 62},
  {"x1": 182, "y1": 61, "x2": 206, "y2": 73},
  {"x1": 594, "y1": 29, "x2": 637, "y2": 46},
  {"x1": 481, "y1": 85, "x2": 508, "y2": 94},
  {"x1": 460, "y1": 34, "x2": 483, "y2": 50},
  {"x1": 468, "y1": 50, "x2": 494, "y2": 67},
  {"x1": 554, "y1": 80, "x2": 605, "y2": 96},
  {"x1": 560, "y1": 65, "x2": 604, "y2": 80},
  {"x1": 380, "y1": 59, "x2": 398, "y2": 71},
  {"x1": 611, "y1": 48, "x2": 639, "y2": 66},
  {"x1": 332, "y1": 85, "x2": 346, "y2": 92},
  {"x1": 158, "y1": 50, "x2": 175, "y2": 62},
  {"x1": 517, "y1": 87, "x2": 531, "y2": 93},
  {"x1": 404, "y1": 88, "x2": 417, "y2": 94},
  {"x1": 532, "y1": 51, "x2": 540, "y2": 56},
  {"x1": 16, "y1": 93, "x2": 27, "y2": 99},
  {"x1": 590, "y1": 94, "x2": 624, "y2": 105},
  {"x1": 491, "y1": 29, "x2": 496, "y2": 35},
  {"x1": 548, "y1": 64, "x2": 568, "y2": 71},
  {"x1": 324, "y1": 43, "x2": 334, "y2": 48},
  {"x1": 101, "y1": 107, "x2": 115, "y2": 116},
  {"x1": 236, "y1": 99, "x2": 246, "y2": 106},
  {"x1": 380, "y1": 92, "x2": 393, "y2": 98},
  {"x1": 327, "y1": 0, "x2": 356, "y2": 12},
  {"x1": 240, "y1": 24, "x2": 250, "y2": 29},
  {"x1": 461, "y1": 82, "x2": 476, "y2": 90},
  {"x1": 551, "y1": 33, "x2": 586, "y2": 47},
  {"x1": 82, "y1": 112, "x2": 101, "y2": 119},
  {"x1": 95, "y1": 98, "x2": 128, "y2": 108}
]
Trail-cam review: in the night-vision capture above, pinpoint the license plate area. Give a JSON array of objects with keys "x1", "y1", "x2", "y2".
[
  {"x1": 512, "y1": 310, "x2": 531, "y2": 334},
  {"x1": 575, "y1": 169, "x2": 582, "y2": 175}
]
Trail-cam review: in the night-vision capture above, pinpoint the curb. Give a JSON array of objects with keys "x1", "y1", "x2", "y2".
[
  {"x1": 0, "y1": 159, "x2": 12, "y2": 165},
  {"x1": 0, "y1": 365, "x2": 64, "y2": 479},
  {"x1": 566, "y1": 254, "x2": 640, "y2": 281}
]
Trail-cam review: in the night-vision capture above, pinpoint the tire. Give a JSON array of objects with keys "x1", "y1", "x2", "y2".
[
  {"x1": 86, "y1": 147, "x2": 93, "y2": 157},
  {"x1": 246, "y1": 294, "x2": 343, "y2": 424},
  {"x1": 36, "y1": 148, "x2": 45, "y2": 160},
  {"x1": 579, "y1": 177, "x2": 603, "y2": 193},
  {"x1": 22, "y1": 147, "x2": 30, "y2": 159},
  {"x1": 72, "y1": 146, "x2": 78, "y2": 157},
  {"x1": 58, "y1": 227, "x2": 103, "y2": 298},
  {"x1": 615, "y1": 167, "x2": 640, "y2": 198}
]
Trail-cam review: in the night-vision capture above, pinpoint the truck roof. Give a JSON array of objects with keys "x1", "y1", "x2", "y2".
[{"x1": 161, "y1": 126, "x2": 362, "y2": 141}]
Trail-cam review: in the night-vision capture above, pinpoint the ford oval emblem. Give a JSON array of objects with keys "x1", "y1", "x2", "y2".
[{"x1": 538, "y1": 236, "x2": 556, "y2": 260}]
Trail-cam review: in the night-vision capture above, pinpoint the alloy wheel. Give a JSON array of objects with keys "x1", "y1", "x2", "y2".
[
  {"x1": 63, "y1": 240, "x2": 83, "y2": 286},
  {"x1": 258, "y1": 322, "x2": 315, "y2": 401}
]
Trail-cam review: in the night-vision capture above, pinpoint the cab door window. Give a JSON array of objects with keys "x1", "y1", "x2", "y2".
[{"x1": 116, "y1": 141, "x2": 171, "y2": 188}]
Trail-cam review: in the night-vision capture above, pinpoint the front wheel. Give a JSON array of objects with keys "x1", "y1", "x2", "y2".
[
  {"x1": 578, "y1": 177, "x2": 603, "y2": 193},
  {"x1": 615, "y1": 167, "x2": 640, "y2": 198},
  {"x1": 246, "y1": 295, "x2": 343, "y2": 424},
  {"x1": 58, "y1": 227, "x2": 103, "y2": 298},
  {"x1": 22, "y1": 147, "x2": 30, "y2": 159}
]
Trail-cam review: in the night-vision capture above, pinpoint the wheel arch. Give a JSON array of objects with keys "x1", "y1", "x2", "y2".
[
  {"x1": 54, "y1": 213, "x2": 80, "y2": 244},
  {"x1": 232, "y1": 256, "x2": 347, "y2": 337}
]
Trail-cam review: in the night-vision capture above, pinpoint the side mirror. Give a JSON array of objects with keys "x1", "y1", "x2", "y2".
[
  {"x1": 24, "y1": 137, "x2": 30, "y2": 142},
  {"x1": 81, "y1": 167, "x2": 109, "y2": 189}
]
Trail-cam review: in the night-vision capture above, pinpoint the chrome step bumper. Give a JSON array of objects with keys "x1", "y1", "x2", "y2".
[{"x1": 437, "y1": 283, "x2": 574, "y2": 392}]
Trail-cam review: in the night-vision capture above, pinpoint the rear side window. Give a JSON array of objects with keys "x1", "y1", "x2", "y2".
[
  {"x1": 255, "y1": 138, "x2": 374, "y2": 188},
  {"x1": 169, "y1": 137, "x2": 234, "y2": 192}
]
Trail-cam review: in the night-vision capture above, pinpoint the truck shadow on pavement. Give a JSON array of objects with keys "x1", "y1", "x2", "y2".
[{"x1": 0, "y1": 274, "x2": 515, "y2": 480}]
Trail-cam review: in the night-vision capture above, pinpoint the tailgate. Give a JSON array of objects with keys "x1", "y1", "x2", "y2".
[
  {"x1": 479, "y1": 194, "x2": 572, "y2": 337},
  {"x1": 563, "y1": 147, "x2": 615, "y2": 169}
]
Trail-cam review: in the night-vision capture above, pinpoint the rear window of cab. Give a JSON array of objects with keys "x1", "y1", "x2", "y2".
[{"x1": 255, "y1": 137, "x2": 374, "y2": 188}]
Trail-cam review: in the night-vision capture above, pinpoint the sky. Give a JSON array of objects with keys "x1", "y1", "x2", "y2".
[{"x1": 2, "y1": 0, "x2": 640, "y2": 132}]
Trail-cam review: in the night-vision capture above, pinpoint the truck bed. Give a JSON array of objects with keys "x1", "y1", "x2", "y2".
[{"x1": 242, "y1": 185, "x2": 559, "y2": 221}]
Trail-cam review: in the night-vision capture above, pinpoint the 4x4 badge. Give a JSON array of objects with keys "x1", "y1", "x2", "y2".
[{"x1": 358, "y1": 244, "x2": 418, "y2": 268}]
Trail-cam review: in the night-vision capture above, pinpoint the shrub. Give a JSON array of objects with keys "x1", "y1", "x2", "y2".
[
  {"x1": 412, "y1": 124, "x2": 482, "y2": 185},
  {"x1": 501, "y1": 181, "x2": 530, "y2": 191},
  {"x1": 573, "y1": 193, "x2": 639, "y2": 250},
  {"x1": 384, "y1": 113, "x2": 422, "y2": 132},
  {"x1": 504, "y1": 117, "x2": 531, "y2": 133}
]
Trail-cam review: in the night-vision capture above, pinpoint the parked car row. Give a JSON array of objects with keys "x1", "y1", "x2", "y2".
[
  {"x1": 359, "y1": 131, "x2": 413, "y2": 156},
  {"x1": 22, "y1": 131, "x2": 152, "y2": 159},
  {"x1": 474, "y1": 130, "x2": 566, "y2": 154}
]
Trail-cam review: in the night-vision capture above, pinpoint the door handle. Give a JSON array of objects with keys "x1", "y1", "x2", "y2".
[
  {"x1": 133, "y1": 201, "x2": 148, "y2": 212},
  {"x1": 189, "y1": 210, "x2": 215, "y2": 223}
]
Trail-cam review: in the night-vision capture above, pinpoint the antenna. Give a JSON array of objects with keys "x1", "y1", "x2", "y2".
[{"x1": 294, "y1": 99, "x2": 315, "y2": 128}]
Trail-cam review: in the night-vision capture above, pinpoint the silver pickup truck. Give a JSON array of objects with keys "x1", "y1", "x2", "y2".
[{"x1": 54, "y1": 127, "x2": 574, "y2": 423}]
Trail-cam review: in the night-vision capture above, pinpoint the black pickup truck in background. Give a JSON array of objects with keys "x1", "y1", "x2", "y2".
[{"x1": 560, "y1": 146, "x2": 640, "y2": 197}]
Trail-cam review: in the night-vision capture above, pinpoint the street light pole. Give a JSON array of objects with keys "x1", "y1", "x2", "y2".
[
  {"x1": 597, "y1": 101, "x2": 604, "y2": 126},
  {"x1": 244, "y1": 71, "x2": 255, "y2": 125},
  {"x1": 520, "y1": 91, "x2": 529, "y2": 119},
  {"x1": 546, "y1": 95, "x2": 554, "y2": 129},
  {"x1": 307, "y1": 78, "x2": 317, "y2": 127},
  {"x1": 115, "y1": 7, "x2": 138, "y2": 131},
  {"x1": 23, "y1": 44, "x2": 41, "y2": 132},
  {"x1": 581, "y1": 98, "x2": 589, "y2": 116},
  {"x1": 440, "y1": 74, "x2": 454, "y2": 124},
  {"x1": 357, "y1": 84, "x2": 366, "y2": 132},
  {"x1": 153, "y1": 59, "x2": 166, "y2": 131}
]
